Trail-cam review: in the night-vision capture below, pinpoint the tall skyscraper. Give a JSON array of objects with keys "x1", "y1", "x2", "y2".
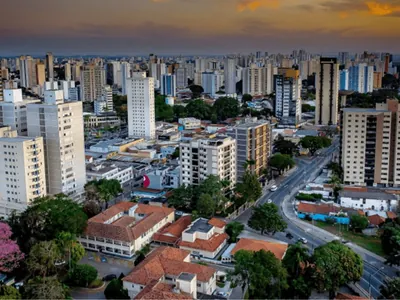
[
  {"x1": 201, "y1": 71, "x2": 223, "y2": 97},
  {"x1": 262, "y1": 63, "x2": 277, "y2": 95},
  {"x1": 274, "y1": 74, "x2": 301, "y2": 125},
  {"x1": 60, "y1": 80, "x2": 75, "y2": 100},
  {"x1": 20, "y1": 56, "x2": 37, "y2": 88},
  {"x1": 0, "y1": 126, "x2": 46, "y2": 218},
  {"x1": 243, "y1": 64, "x2": 263, "y2": 96},
  {"x1": 64, "y1": 62, "x2": 71, "y2": 81},
  {"x1": 315, "y1": 57, "x2": 339, "y2": 125},
  {"x1": 340, "y1": 69, "x2": 349, "y2": 90},
  {"x1": 36, "y1": 62, "x2": 46, "y2": 86},
  {"x1": 175, "y1": 67, "x2": 187, "y2": 89},
  {"x1": 348, "y1": 63, "x2": 366, "y2": 93},
  {"x1": 340, "y1": 99, "x2": 400, "y2": 187},
  {"x1": 224, "y1": 56, "x2": 237, "y2": 95},
  {"x1": 127, "y1": 73, "x2": 155, "y2": 139},
  {"x1": 338, "y1": 52, "x2": 349, "y2": 65},
  {"x1": 45, "y1": 52, "x2": 54, "y2": 81},
  {"x1": 161, "y1": 74, "x2": 176, "y2": 96},
  {"x1": 120, "y1": 62, "x2": 131, "y2": 95},
  {"x1": 80, "y1": 65, "x2": 104, "y2": 102},
  {"x1": 27, "y1": 90, "x2": 86, "y2": 197}
]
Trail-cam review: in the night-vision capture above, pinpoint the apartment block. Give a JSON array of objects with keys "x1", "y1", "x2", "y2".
[
  {"x1": 0, "y1": 127, "x2": 46, "y2": 218},
  {"x1": 340, "y1": 99, "x2": 400, "y2": 187},
  {"x1": 243, "y1": 63, "x2": 263, "y2": 96},
  {"x1": 86, "y1": 161, "x2": 133, "y2": 185},
  {"x1": 80, "y1": 64, "x2": 105, "y2": 102},
  {"x1": 315, "y1": 57, "x2": 339, "y2": 125},
  {"x1": 27, "y1": 90, "x2": 86, "y2": 197},
  {"x1": 127, "y1": 73, "x2": 156, "y2": 139},
  {"x1": 180, "y1": 136, "x2": 236, "y2": 190},
  {"x1": 226, "y1": 120, "x2": 271, "y2": 180},
  {"x1": 274, "y1": 74, "x2": 302, "y2": 125}
]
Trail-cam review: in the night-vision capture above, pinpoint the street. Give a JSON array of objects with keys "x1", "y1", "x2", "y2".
[{"x1": 235, "y1": 140, "x2": 397, "y2": 299}]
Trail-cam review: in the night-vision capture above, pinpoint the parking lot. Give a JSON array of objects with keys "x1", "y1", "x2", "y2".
[{"x1": 80, "y1": 252, "x2": 134, "y2": 278}]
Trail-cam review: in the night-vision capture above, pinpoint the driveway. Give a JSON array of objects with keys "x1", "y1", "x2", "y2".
[{"x1": 80, "y1": 253, "x2": 134, "y2": 278}]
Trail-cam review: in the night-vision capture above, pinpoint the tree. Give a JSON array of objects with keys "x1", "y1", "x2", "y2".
[
  {"x1": 197, "y1": 194, "x2": 216, "y2": 218},
  {"x1": 171, "y1": 147, "x2": 180, "y2": 159},
  {"x1": 213, "y1": 97, "x2": 240, "y2": 121},
  {"x1": 56, "y1": 232, "x2": 85, "y2": 268},
  {"x1": 97, "y1": 179, "x2": 123, "y2": 208},
  {"x1": 350, "y1": 215, "x2": 368, "y2": 232},
  {"x1": 235, "y1": 171, "x2": 262, "y2": 203},
  {"x1": 300, "y1": 136, "x2": 332, "y2": 156},
  {"x1": 282, "y1": 243, "x2": 313, "y2": 299},
  {"x1": 104, "y1": 278, "x2": 130, "y2": 299},
  {"x1": 329, "y1": 175, "x2": 342, "y2": 201},
  {"x1": 83, "y1": 200, "x2": 101, "y2": 218},
  {"x1": 134, "y1": 253, "x2": 146, "y2": 266},
  {"x1": 84, "y1": 181, "x2": 100, "y2": 202},
  {"x1": 168, "y1": 184, "x2": 194, "y2": 210},
  {"x1": 155, "y1": 94, "x2": 174, "y2": 121},
  {"x1": 67, "y1": 264, "x2": 98, "y2": 287},
  {"x1": 9, "y1": 195, "x2": 88, "y2": 253},
  {"x1": 380, "y1": 277, "x2": 400, "y2": 299},
  {"x1": 24, "y1": 276, "x2": 68, "y2": 299},
  {"x1": 185, "y1": 99, "x2": 212, "y2": 120},
  {"x1": 27, "y1": 240, "x2": 62, "y2": 277},
  {"x1": 312, "y1": 241, "x2": 363, "y2": 299},
  {"x1": 0, "y1": 285, "x2": 21, "y2": 299},
  {"x1": 230, "y1": 249, "x2": 288, "y2": 299},
  {"x1": 302, "y1": 103, "x2": 315, "y2": 112},
  {"x1": 189, "y1": 85, "x2": 204, "y2": 98},
  {"x1": 270, "y1": 153, "x2": 295, "y2": 175},
  {"x1": 274, "y1": 135, "x2": 299, "y2": 156},
  {"x1": 242, "y1": 94, "x2": 253, "y2": 103},
  {"x1": 327, "y1": 161, "x2": 343, "y2": 178},
  {"x1": 248, "y1": 203, "x2": 287, "y2": 235},
  {"x1": 173, "y1": 105, "x2": 187, "y2": 119},
  {"x1": 226, "y1": 222, "x2": 244, "y2": 243},
  {"x1": 0, "y1": 222, "x2": 24, "y2": 273},
  {"x1": 381, "y1": 220, "x2": 400, "y2": 265}
]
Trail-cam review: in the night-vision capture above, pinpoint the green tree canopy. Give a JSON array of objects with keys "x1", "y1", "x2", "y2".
[
  {"x1": 273, "y1": 135, "x2": 299, "y2": 156},
  {"x1": 230, "y1": 249, "x2": 288, "y2": 299},
  {"x1": 9, "y1": 194, "x2": 88, "y2": 253},
  {"x1": 242, "y1": 94, "x2": 253, "y2": 103},
  {"x1": 226, "y1": 222, "x2": 245, "y2": 243},
  {"x1": 173, "y1": 105, "x2": 187, "y2": 119},
  {"x1": 300, "y1": 136, "x2": 332, "y2": 156},
  {"x1": 27, "y1": 240, "x2": 62, "y2": 277},
  {"x1": 104, "y1": 278, "x2": 130, "y2": 299},
  {"x1": 380, "y1": 277, "x2": 400, "y2": 299},
  {"x1": 213, "y1": 97, "x2": 240, "y2": 121},
  {"x1": 350, "y1": 215, "x2": 369, "y2": 232},
  {"x1": 235, "y1": 171, "x2": 262, "y2": 203},
  {"x1": 381, "y1": 219, "x2": 400, "y2": 265},
  {"x1": 0, "y1": 285, "x2": 21, "y2": 300},
  {"x1": 24, "y1": 276, "x2": 69, "y2": 299},
  {"x1": 248, "y1": 203, "x2": 287, "y2": 235},
  {"x1": 269, "y1": 153, "x2": 295, "y2": 174},
  {"x1": 312, "y1": 240, "x2": 363, "y2": 299},
  {"x1": 155, "y1": 94, "x2": 174, "y2": 121},
  {"x1": 83, "y1": 200, "x2": 102, "y2": 218},
  {"x1": 67, "y1": 264, "x2": 98, "y2": 287},
  {"x1": 197, "y1": 194, "x2": 216, "y2": 218},
  {"x1": 185, "y1": 99, "x2": 212, "y2": 120},
  {"x1": 85, "y1": 179, "x2": 122, "y2": 207},
  {"x1": 302, "y1": 103, "x2": 315, "y2": 112}
]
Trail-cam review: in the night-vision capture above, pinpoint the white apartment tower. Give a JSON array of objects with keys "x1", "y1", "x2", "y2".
[
  {"x1": 64, "y1": 62, "x2": 72, "y2": 81},
  {"x1": 176, "y1": 67, "x2": 188, "y2": 89},
  {"x1": 243, "y1": 64, "x2": 263, "y2": 96},
  {"x1": 315, "y1": 57, "x2": 339, "y2": 125},
  {"x1": 0, "y1": 89, "x2": 40, "y2": 136},
  {"x1": 80, "y1": 65, "x2": 105, "y2": 102},
  {"x1": 274, "y1": 75, "x2": 302, "y2": 125},
  {"x1": 180, "y1": 136, "x2": 236, "y2": 190},
  {"x1": 27, "y1": 90, "x2": 86, "y2": 198},
  {"x1": 0, "y1": 126, "x2": 46, "y2": 218},
  {"x1": 224, "y1": 57, "x2": 237, "y2": 95},
  {"x1": 127, "y1": 73, "x2": 155, "y2": 139}
]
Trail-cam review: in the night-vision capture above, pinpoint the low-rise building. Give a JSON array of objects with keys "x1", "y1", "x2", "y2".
[
  {"x1": 145, "y1": 165, "x2": 180, "y2": 190},
  {"x1": 86, "y1": 161, "x2": 133, "y2": 185},
  {"x1": 178, "y1": 118, "x2": 201, "y2": 130},
  {"x1": 153, "y1": 215, "x2": 192, "y2": 246},
  {"x1": 89, "y1": 138, "x2": 144, "y2": 154},
  {"x1": 122, "y1": 246, "x2": 217, "y2": 298},
  {"x1": 78, "y1": 202, "x2": 175, "y2": 258},
  {"x1": 178, "y1": 218, "x2": 228, "y2": 259},
  {"x1": 83, "y1": 112, "x2": 121, "y2": 128}
]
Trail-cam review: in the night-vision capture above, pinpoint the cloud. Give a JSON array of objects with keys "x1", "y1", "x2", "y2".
[
  {"x1": 236, "y1": 0, "x2": 279, "y2": 12},
  {"x1": 366, "y1": 1, "x2": 400, "y2": 15},
  {"x1": 338, "y1": 11, "x2": 349, "y2": 18},
  {"x1": 321, "y1": 0, "x2": 400, "y2": 16}
]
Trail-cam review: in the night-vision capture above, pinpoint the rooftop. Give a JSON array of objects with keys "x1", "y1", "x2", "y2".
[
  {"x1": 231, "y1": 238, "x2": 288, "y2": 260},
  {"x1": 178, "y1": 272, "x2": 196, "y2": 281},
  {"x1": 339, "y1": 189, "x2": 397, "y2": 200},
  {"x1": 342, "y1": 108, "x2": 389, "y2": 113},
  {"x1": 185, "y1": 218, "x2": 213, "y2": 234}
]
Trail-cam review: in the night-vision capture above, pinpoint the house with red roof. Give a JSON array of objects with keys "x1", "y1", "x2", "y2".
[{"x1": 78, "y1": 202, "x2": 175, "y2": 258}]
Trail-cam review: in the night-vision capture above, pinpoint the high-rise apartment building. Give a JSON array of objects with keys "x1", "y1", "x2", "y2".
[
  {"x1": 175, "y1": 67, "x2": 187, "y2": 89},
  {"x1": 127, "y1": 73, "x2": 155, "y2": 139},
  {"x1": 201, "y1": 71, "x2": 223, "y2": 97},
  {"x1": 243, "y1": 64, "x2": 263, "y2": 96},
  {"x1": 120, "y1": 62, "x2": 131, "y2": 95},
  {"x1": 315, "y1": 57, "x2": 339, "y2": 125},
  {"x1": 274, "y1": 74, "x2": 302, "y2": 125},
  {"x1": 64, "y1": 62, "x2": 71, "y2": 81},
  {"x1": 373, "y1": 72, "x2": 382, "y2": 89},
  {"x1": 180, "y1": 136, "x2": 236, "y2": 190},
  {"x1": 36, "y1": 62, "x2": 46, "y2": 86},
  {"x1": 161, "y1": 74, "x2": 176, "y2": 96},
  {"x1": 348, "y1": 64, "x2": 374, "y2": 93},
  {"x1": 340, "y1": 69, "x2": 349, "y2": 90},
  {"x1": 27, "y1": 90, "x2": 86, "y2": 197},
  {"x1": 0, "y1": 89, "x2": 40, "y2": 135},
  {"x1": 338, "y1": 52, "x2": 350, "y2": 65},
  {"x1": 60, "y1": 80, "x2": 75, "y2": 100},
  {"x1": 45, "y1": 52, "x2": 54, "y2": 81},
  {"x1": 20, "y1": 56, "x2": 37, "y2": 88},
  {"x1": 224, "y1": 57, "x2": 237, "y2": 95},
  {"x1": 340, "y1": 99, "x2": 400, "y2": 187},
  {"x1": 0, "y1": 126, "x2": 46, "y2": 218},
  {"x1": 80, "y1": 65, "x2": 104, "y2": 102},
  {"x1": 72, "y1": 63, "x2": 82, "y2": 81},
  {"x1": 262, "y1": 63, "x2": 277, "y2": 95},
  {"x1": 226, "y1": 120, "x2": 271, "y2": 181}
]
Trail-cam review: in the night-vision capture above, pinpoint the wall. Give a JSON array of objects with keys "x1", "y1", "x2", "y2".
[{"x1": 340, "y1": 196, "x2": 394, "y2": 211}]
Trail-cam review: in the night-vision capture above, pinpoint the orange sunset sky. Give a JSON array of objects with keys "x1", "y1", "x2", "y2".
[{"x1": 1, "y1": 0, "x2": 400, "y2": 55}]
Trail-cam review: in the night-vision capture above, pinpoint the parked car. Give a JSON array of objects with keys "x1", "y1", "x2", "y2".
[
  {"x1": 298, "y1": 237, "x2": 308, "y2": 244},
  {"x1": 286, "y1": 232, "x2": 294, "y2": 239},
  {"x1": 102, "y1": 274, "x2": 117, "y2": 281},
  {"x1": 267, "y1": 199, "x2": 273, "y2": 204},
  {"x1": 270, "y1": 185, "x2": 278, "y2": 192},
  {"x1": 54, "y1": 260, "x2": 66, "y2": 266},
  {"x1": 101, "y1": 257, "x2": 108, "y2": 263}
]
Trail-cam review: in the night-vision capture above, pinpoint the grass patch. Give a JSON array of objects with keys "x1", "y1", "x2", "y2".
[
  {"x1": 88, "y1": 278, "x2": 103, "y2": 288},
  {"x1": 217, "y1": 282, "x2": 225, "y2": 288},
  {"x1": 308, "y1": 220, "x2": 386, "y2": 257}
]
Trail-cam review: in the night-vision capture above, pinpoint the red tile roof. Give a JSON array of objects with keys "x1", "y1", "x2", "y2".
[
  {"x1": 208, "y1": 218, "x2": 226, "y2": 229},
  {"x1": 368, "y1": 214, "x2": 385, "y2": 226},
  {"x1": 123, "y1": 247, "x2": 216, "y2": 286},
  {"x1": 335, "y1": 293, "x2": 367, "y2": 300},
  {"x1": 153, "y1": 216, "x2": 192, "y2": 245},
  {"x1": 231, "y1": 238, "x2": 288, "y2": 260},
  {"x1": 178, "y1": 233, "x2": 228, "y2": 252},
  {"x1": 297, "y1": 202, "x2": 341, "y2": 215},
  {"x1": 135, "y1": 280, "x2": 191, "y2": 300},
  {"x1": 387, "y1": 211, "x2": 397, "y2": 219}
]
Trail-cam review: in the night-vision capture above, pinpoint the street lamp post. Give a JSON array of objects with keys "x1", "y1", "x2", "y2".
[{"x1": 369, "y1": 267, "x2": 384, "y2": 299}]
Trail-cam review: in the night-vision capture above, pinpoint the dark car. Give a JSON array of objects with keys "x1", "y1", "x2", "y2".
[
  {"x1": 286, "y1": 232, "x2": 294, "y2": 239},
  {"x1": 102, "y1": 274, "x2": 117, "y2": 281}
]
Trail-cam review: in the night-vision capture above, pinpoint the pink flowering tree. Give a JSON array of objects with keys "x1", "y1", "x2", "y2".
[{"x1": 0, "y1": 222, "x2": 24, "y2": 273}]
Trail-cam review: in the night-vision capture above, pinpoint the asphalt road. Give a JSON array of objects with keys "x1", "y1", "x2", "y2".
[{"x1": 235, "y1": 141, "x2": 397, "y2": 299}]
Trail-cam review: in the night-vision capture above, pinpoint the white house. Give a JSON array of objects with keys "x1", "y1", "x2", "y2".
[
  {"x1": 339, "y1": 189, "x2": 398, "y2": 212},
  {"x1": 86, "y1": 162, "x2": 133, "y2": 185}
]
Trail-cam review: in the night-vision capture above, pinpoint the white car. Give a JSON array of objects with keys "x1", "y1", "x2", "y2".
[
  {"x1": 298, "y1": 237, "x2": 308, "y2": 244},
  {"x1": 267, "y1": 199, "x2": 273, "y2": 204},
  {"x1": 270, "y1": 185, "x2": 278, "y2": 192}
]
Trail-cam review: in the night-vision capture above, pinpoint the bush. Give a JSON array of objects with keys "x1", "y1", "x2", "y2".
[
  {"x1": 295, "y1": 193, "x2": 323, "y2": 202},
  {"x1": 304, "y1": 214, "x2": 313, "y2": 221},
  {"x1": 104, "y1": 279, "x2": 129, "y2": 299},
  {"x1": 325, "y1": 216, "x2": 336, "y2": 225},
  {"x1": 68, "y1": 264, "x2": 98, "y2": 287},
  {"x1": 88, "y1": 278, "x2": 103, "y2": 288}
]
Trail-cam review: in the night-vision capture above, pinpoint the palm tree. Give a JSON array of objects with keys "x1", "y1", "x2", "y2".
[
  {"x1": 243, "y1": 159, "x2": 256, "y2": 171},
  {"x1": 329, "y1": 175, "x2": 342, "y2": 201}
]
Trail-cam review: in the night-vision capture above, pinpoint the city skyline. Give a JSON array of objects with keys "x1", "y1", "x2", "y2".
[{"x1": 2, "y1": 0, "x2": 400, "y2": 56}]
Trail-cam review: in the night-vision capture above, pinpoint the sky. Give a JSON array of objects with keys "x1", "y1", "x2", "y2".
[{"x1": 1, "y1": 0, "x2": 400, "y2": 56}]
